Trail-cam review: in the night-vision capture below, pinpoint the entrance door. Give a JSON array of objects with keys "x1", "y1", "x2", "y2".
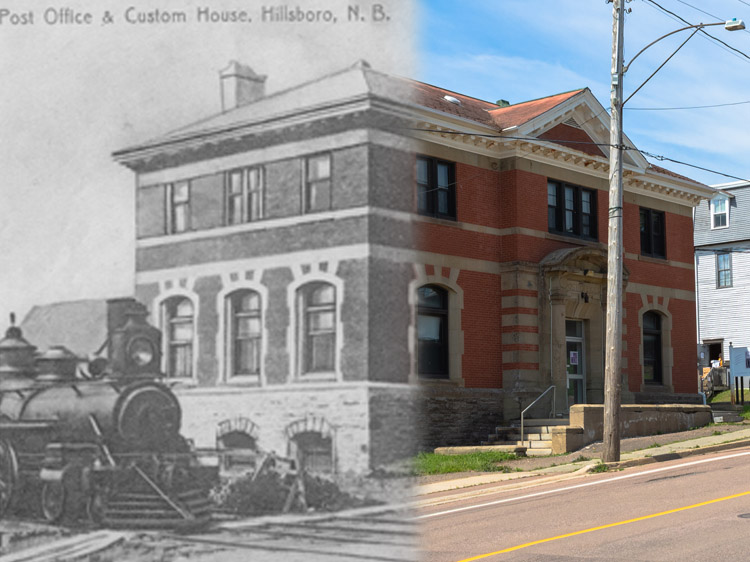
[{"x1": 566, "y1": 320, "x2": 586, "y2": 406}]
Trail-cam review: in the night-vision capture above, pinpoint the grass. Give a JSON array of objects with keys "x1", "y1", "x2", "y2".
[
  {"x1": 646, "y1": 442, "x2": 662, "y2": 449},
  {"x1": 590, "y1": 463, "x2": 609, "y2": 473},
  {"x1": 742, "y1": 404, "x2": 750, "y2": 420},
  {"x1": 414, "y1": 451, "x2": 518, "y2": 475},
  {"x1": 710, "y1": 389, "x2": 750, "y2": 403}
]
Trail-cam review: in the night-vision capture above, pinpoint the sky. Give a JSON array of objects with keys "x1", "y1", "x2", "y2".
[
  {"x1": 3, "y1": 0, "x2": 750, "y2": 336},
  {"x1": 0, "y1": 0, "x2": 414, "y2": 328},
  {"x1": 417, "y1": 0, "x2": 750, "y2": 187}
]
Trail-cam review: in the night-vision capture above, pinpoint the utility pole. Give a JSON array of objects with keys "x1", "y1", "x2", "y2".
[{"x1": 603, "y1": 0, "x2": 625, "y2": 463}]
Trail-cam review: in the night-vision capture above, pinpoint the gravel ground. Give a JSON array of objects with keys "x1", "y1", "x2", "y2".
[{"x1": 416, "y1": 420, "x2": 750, "y2": 486}]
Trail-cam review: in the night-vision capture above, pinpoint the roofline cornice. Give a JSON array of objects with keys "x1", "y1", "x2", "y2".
[
  {"x1": 414, "y1": 122, "x2": 709, "y2": 205},
  {"x1": 114, "y1": 94, "x2": 413, "y2": 166}
]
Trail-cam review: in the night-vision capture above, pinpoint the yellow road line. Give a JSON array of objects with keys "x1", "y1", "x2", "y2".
[{"x1": 455, "y1": 490, "x2": 750, "y2": 561}]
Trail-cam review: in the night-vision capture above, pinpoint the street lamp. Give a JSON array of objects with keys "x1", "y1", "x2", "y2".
[{"x1": 602, "y1": 4, "x2": 745, "y2": 463}]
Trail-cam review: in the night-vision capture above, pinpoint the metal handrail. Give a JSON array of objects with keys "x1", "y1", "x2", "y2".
[{"x1": 520, "y1": 385, "x2": 556, "y2": 448}]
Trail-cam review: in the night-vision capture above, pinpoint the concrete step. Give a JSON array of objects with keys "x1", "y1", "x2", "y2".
[
  {"x1": 712, "y1": 411, "x2": 743, "y2": 423},
  {"x1": 506, "y1": 432, "x2": 549, "y2": 441},
  {"x1": 520, "y1": 418, "x2": 569, "y2": 427},
  {"x1": 439, "y1": 444, "x2": 553, "y2": 457}
]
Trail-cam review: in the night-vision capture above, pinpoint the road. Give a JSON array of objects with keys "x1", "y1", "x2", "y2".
[{"x1": 418, "y1": 448, "x2": 750, "y2": 561}]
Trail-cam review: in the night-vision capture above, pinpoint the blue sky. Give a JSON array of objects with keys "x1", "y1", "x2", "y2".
[{"x1": 417, "y1": 0, "x2": 750, "y2": 186}]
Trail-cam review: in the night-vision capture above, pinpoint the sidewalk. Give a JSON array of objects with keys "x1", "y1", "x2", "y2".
[{"x1": 416, "y1": 426, "x2": 750, "y2": 496}]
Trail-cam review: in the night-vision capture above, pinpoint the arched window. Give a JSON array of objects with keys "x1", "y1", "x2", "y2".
[
  {"x1": 297, "y1": 282, "x2": 336, "y2": 375},
  {"x1": 218, "y1": 431, "x2": 258, "y2": 471},
  {"x1": 290, "y1": 431, "x2": 333, "y2": 475},
  {"x1": 227, "y1": 290, "x2": 262, "y2": 380},
  {"x1": 643, "y1": 311, "x2": 662, "y2": 385},
  {"x1": 417, "y1": 285, "x2": 449, "y2": 379},
  {"x1": 164, "y1": 297, "x2": 194, "y2": 378}
]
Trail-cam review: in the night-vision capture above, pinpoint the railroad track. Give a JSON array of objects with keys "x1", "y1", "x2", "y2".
[{"x1": 166, "y1": 509, "x2": 419, "y2": 561}]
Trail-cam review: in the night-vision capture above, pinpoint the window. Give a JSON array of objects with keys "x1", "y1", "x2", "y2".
[
  {"x1": 711, "y1": 197, "x2": 728, "y2": 229},
  {"x1": 547, "y1": 181, "x2": 596, "y2": 239},
  {"x1": 717, "y1": 252, "x2": 732, "y2": 288},
  {"x1": 298, "y1": 282, "x2": 336, "y2": 375},
  {"x1": 218, "y1": 431, "x2": 258, "y2": 471},
  {"x1": 305, "y1": 154, "x2": 331, "y2": 213},
  {"x1": 226, "y1": 166, "x2": 265, "y2": 225},
  {"x1": 417, "y1": 285, "x2": 449, "y2": 378},
  {"x1": 416, "y1": 156, "x2": 456, "y2": 220},
  {"x1": 164, "y1": 297, "x2": 194, "y2": 378},
  {"x1": 168, "y1": 181, "x2": 190, "y2": 233},
  {"x1": 290, "y1": 431, "x2": 333, "y2": 475},
  {"x1": 642, "y1": 311, "x2": 662, "y2": 385},
  {"x1": 640, "y1": 208, "x2": 666, "y2": 259},
  {"x1": 227, "y1": 290, "x2": 262, "y2": 379}
]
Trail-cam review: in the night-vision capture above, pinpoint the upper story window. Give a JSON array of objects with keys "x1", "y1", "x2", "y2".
[
  {"x1": 297, "y1": 282, "x2": 336, "y2": 376},
  {"x1": 547, "y1": 181, "x2": 596, "y2": 240},
  {"x1": 417, "y1": 156, "x2": 456, "y2": 220},
  {"x1": 640, "y1": 208, "x2": 666, "y2": 259},
  {"x1": 227, "y1": 166, "x2": 265, "y2": 225},
  {"x1": 164, "y1": 297, "x2": 194, "y2": 378},
  {"x1": 305, "y1": 154, "x2": 332, "y2": 213},
  {"x1": 717, "y1": 252, "x2": 732, "y2": 288},
  {"x1": 227, "y1": 290, "x2": 263, "y2": 380},
  {"x1": 711, "y1": 197, "x2": 729, "y2": 229},
  {"x1": 167, "y1": 181, "x2": 190, "y2": 234}
]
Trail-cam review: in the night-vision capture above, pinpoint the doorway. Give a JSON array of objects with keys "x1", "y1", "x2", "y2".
[{"x1": 566, "y1": 320, "x2": 586, "y2": 407}]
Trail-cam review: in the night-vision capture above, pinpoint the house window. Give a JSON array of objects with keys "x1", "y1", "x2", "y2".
[
  {"x1": 642, "y1": 311, "x2": 662, "y2": 385},
  {"x1": 298, "y1": 282, "x2": 336, "y2": 375},
  {"x1": 305, "y1": 154, "x2": 331, "y2": 213},
  {"x1": 717, "y1": 252, "x2": 732, "y2": 288},
  {"x1": 640, "y1": 208, "x2": 666, "y2": 259},
  {"x1": 164, "y1": 297, "x2": 194, "y2": 378},
  {"x1": 417, "y1": 285, "x2": 449, "y2": 379},
  {"x1": 227, "y1": 290, "x2": 262, "y2": 379},
  {"x1": 227, "y1": 167, "x2": 265, "y2": 225},
  {"x1": 416, "y1": 156, "x2": 456, "y2": 220},
  {"x1": 547, "y1": 181, "x2": 596, "y2": 239},
  {"x1": 168, "y1": 181, "x2": 190, "y2": 234},
  {"x1": 290, "y1": 431, "x2": 333, "y2": 475},
  {"x1": 711, "y1": 197, "x2": 728, "y2": 229}
]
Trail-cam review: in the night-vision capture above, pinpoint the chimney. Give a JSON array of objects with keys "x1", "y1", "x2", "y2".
[{"x1": 220, "y1": 61, "x2": 266, "y2": 112}]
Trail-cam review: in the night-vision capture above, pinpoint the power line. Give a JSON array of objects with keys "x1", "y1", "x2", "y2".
[
  {"x1": 644, "y1": 0, "x2": 750, "y2": 62},
  {"x1": 626, "y1": 99, "x2": 750, "y2": 110}
]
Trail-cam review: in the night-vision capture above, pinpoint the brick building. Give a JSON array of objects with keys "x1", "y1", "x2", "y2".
[
  {"x1": 113, "y1": 61, "x2": 416, "y2": 477},
  {"x1": 410, "y1": 84, "x2": 715, "y2": 447}
]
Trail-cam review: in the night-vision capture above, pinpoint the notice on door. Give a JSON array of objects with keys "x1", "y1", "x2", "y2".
[{"x1": 569, "y1": 351, "x2": 579, "y2": 365}]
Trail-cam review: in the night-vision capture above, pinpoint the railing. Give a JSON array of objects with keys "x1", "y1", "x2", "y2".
[{"x1": 520, "y1": 385, "x2": 556, "y2": 448}]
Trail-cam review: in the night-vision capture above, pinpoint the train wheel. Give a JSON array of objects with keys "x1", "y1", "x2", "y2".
[
  {"x1": 0, "y1": 440, "x2": 18, "y2": 518},
  {"x1": 41, "y1": 482, "x2": 66, "y2": 523}
]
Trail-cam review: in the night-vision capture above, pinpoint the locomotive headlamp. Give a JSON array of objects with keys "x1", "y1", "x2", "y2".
[{"x1": 128, "y1": 337, "x2": 155, "y2": 367}]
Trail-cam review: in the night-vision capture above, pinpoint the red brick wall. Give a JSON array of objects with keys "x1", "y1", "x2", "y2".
[
  {"x1": 456, "y1": 163, "x2": 502, "y2": 228},
  {"x1": 538, "y1": 123, "x2": 606, "y2": 158},
  {"x1": 623, "y1": 294, "x2": 698, "y2": 394},
  {"x1": 458, "y1": 270, "x2": 503, "y2": 388}
]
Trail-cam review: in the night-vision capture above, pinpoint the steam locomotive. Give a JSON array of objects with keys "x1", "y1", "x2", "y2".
[{"x1": 0, "y1": 298, "x2": 217, "y2": 528}]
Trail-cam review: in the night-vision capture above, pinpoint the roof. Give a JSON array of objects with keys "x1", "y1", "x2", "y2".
[
  {"x1": 115, "y1": 60, "x2": 414, "y2": 158},
  {"x1": 21, "y1": 300, "x2": 110, "y2": 357}
]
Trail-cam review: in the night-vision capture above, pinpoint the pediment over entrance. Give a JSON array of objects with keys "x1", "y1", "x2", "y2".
[{"x1": 540, "y1": 246, "x2": 629, "y2": 284}]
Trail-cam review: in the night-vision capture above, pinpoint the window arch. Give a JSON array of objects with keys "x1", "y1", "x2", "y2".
[
  {"x1": 642, "y1": 311, "x2": 663, "y2": 385},
  {"x1": 226, "y1": 289, "x2": 262, "y2": 381},
  {"x1": 417, "y1": 284, "x2": 449, "y2": 379},
  {"x1": 297, "y1": 282, "x2": 336, "y2": 376},
  {"x1": 163, "y1": 296, "x2": 194, "y2": 378},
  {"x1": 289, "y1": 431, "x2": 333, "y2": 475}
]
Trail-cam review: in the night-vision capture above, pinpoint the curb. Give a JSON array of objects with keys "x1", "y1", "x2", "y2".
[{"x1": 604, "y1": 437, "x2": 750, "y2": 470}]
